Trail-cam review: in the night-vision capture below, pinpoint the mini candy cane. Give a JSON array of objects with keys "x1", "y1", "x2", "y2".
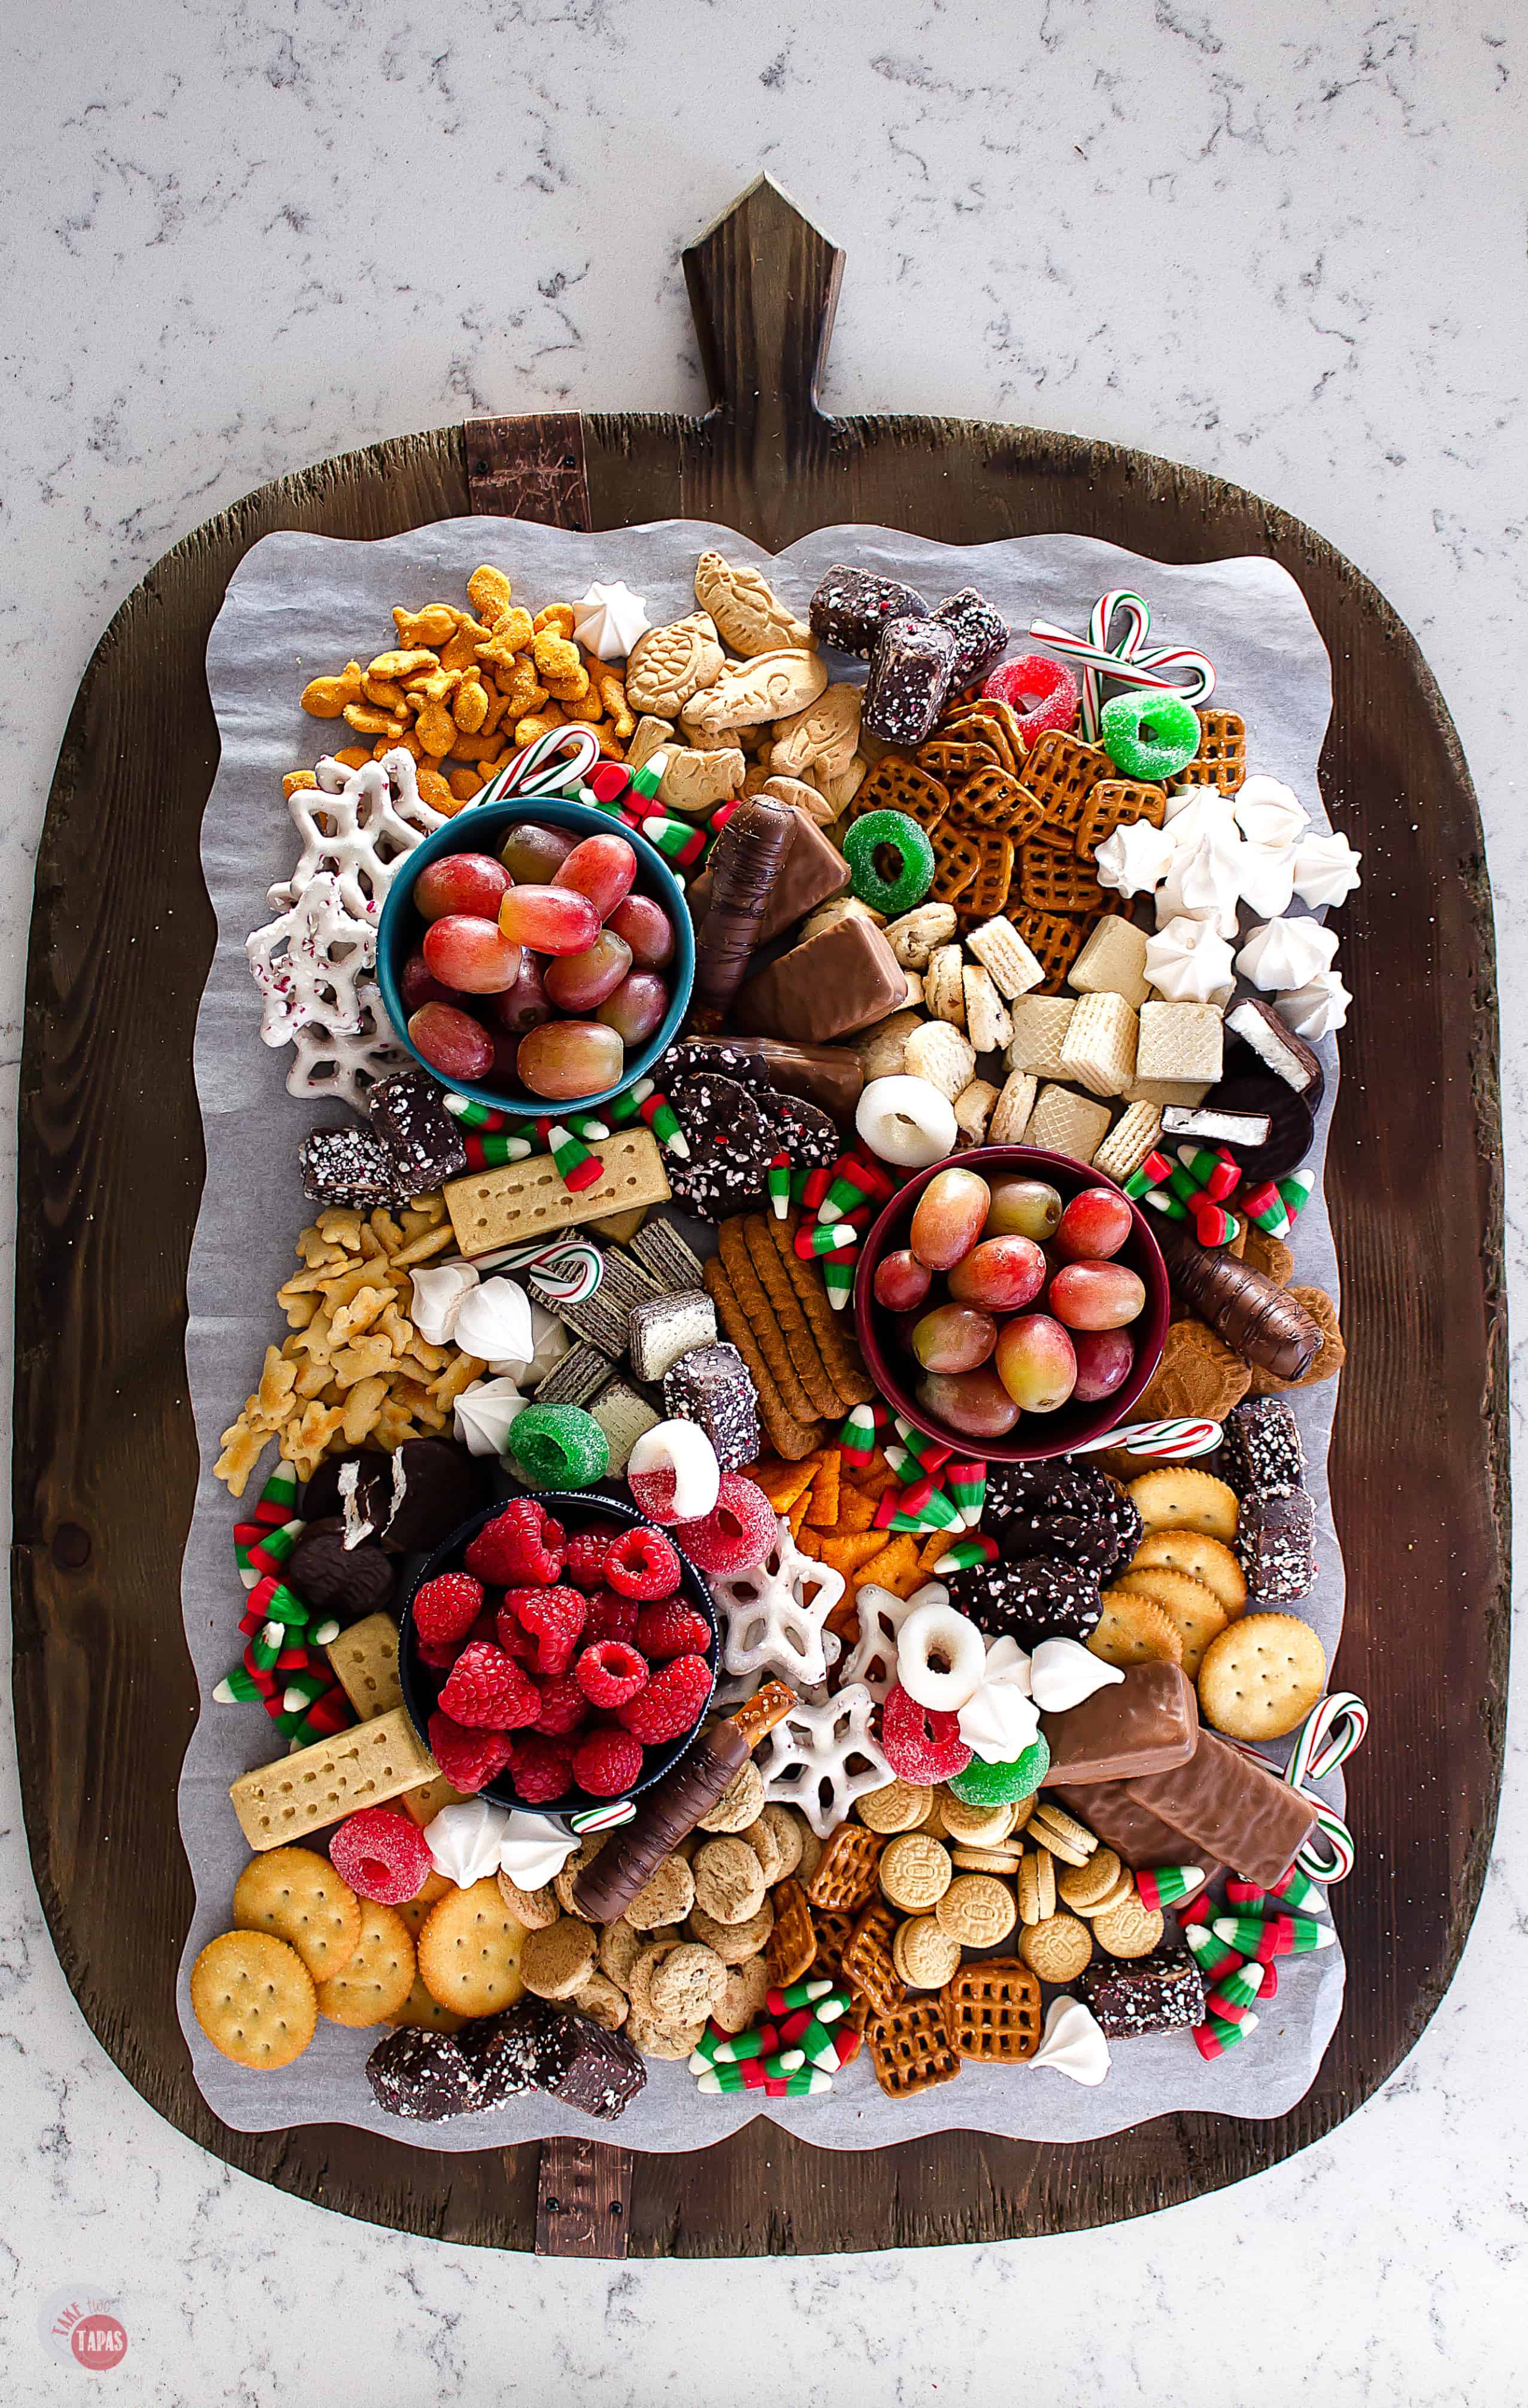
[
  {"x1": 1027, "y1": 590, "x2": 1217, "y2": 741},
  {"x1": 475, "y1": 724, "x2": 601, "y2": 806},
  {"x1": 481, "y1": 1234, "x2": 605, "y2": 1302},
  {"x1": 1232, "y1": 1692, "x2": 1368, "y2": 1884},
  {"x1": 1070, "y1": 1417, "x2": 1223, "y2": 1459}
]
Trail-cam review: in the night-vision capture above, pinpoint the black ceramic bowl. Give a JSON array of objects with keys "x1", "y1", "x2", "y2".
[{"x1": 398, "y1": 1489, "x2": 719, "y2": 1820}]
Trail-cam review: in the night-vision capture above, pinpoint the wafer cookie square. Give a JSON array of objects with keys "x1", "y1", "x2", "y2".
[
  {"x1": 1124, "y1": 1077, "x2": 1213, "y2": 1108},
  {"x1": 1136, "y1": 1000, "x2": 1224, "y2": 1086},
  {"x1": 1006, "y1": 997, "x2": 1076, "y2": 1079},
  {"x1": 1023, "y1": 1082, "x2": 1112, "y2": 1164},
  {"x1": 1068, "y1": 914, "x2": 1151, "y2": 1009},
  {"x1": 963, "y1": 916, "x2": 1045, "y2": 1000},
  {"x1": 1092, "y1": 1100, "x2": 1163, "y2": 1183},
  {"x1": 1058, "y1": 991, "x2": 1138, "y2": 1098}
]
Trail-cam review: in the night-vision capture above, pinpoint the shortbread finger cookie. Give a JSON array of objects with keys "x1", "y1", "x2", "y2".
[
  {"x1": 1197, "y1": 1611, "x2": 1327, "y2": 1741},
  {"x1": 191, "y1": 1930, "x2": 317, "y2": 2070}
]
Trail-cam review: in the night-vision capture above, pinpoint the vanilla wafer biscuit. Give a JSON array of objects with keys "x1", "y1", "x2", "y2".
[
  {"x1": 964, "y1": 916, "x2": 1045, "y2": 1000},
  {"x1": 1092, "y1": 1100, "x2": 1162, "y2": 1183},
  {"x1": 1058, "y1": 991, "x2": 1138, "y2": 1098},
  {"x1": 1006, "y1": 995, "x2": 1075, "y2": 1077},
  {"x1": 1023, "y1": 1082, "x2": 1111, "y2": 1162},
  {"x1": 1068, "y1": 914, "x2": 1151, "y2": 1009}
]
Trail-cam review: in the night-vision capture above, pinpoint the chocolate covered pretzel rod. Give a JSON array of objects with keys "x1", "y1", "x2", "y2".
[
  {"x1": 1158, "y1": 1223, "x2": 1323, "y2": 1381},
  {"x1": 689, "y1": 797, "x2": 798, "y2": 1028},
  {"x1": 571, "y1": 1682, "x2": 796, "y2": 1923}
]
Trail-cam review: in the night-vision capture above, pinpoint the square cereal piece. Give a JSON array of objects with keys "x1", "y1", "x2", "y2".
[
  {"x1": 963, "y1": 916, "x2": 1045, "y2": 1000},
  {"x1": 961, "y1": 964, "x2": 1014, "y2": 1055},
  {"x1": 1136, "y1": 1001, "x2": 1225, "y2": 1086},
  {"x1": 1124, "y1": 1077, "x2": 1212, "y2": 1109},
  {"x1": 1006, "y1": 996, "x2": 1075, "y2": 1080},
  {"x1": 904, "y1": 1019, "x2": 978, "y2": 1101},
  {"x1": 1058, "y1": 991, "x2": 1138, "y2": 1098},
  {"x1": 1068, "y1": 915, "x2": 1151, "y2": 1010},
  {"x1": 988, "y1": 1071, "x2": 1037, "y2": 1143},
  {"x1": 1093, "y1": 1100, "x2": 1163, "y2": 1183},
  {"x1": 1023, "y1": 1083, "x2": 1112, "y2": 1164}
]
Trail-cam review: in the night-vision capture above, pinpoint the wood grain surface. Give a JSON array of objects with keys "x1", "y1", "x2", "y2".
[{"x1": 14, "y1": 177, "x2": 1506, "y2": 2256}]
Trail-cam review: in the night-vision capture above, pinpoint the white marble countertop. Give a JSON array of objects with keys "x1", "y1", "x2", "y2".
[{"x1": 3, "y1": 2, "x2": 1526, "y2": 2401}]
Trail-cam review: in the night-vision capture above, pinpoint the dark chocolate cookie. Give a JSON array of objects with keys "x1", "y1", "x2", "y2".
[
  {"x1": 932, "y1": 587, "x2": 1009, "y2": 684},
  {"x1": 285, "y1": 1516, "x2": 396, "y2": 1625},
  {"x1": 946, "y1": 1553, "x2": 1102, "y2": 1647},
  {"x1": 369, "y1": 1069, "x2": 468, "y2": 1191},
  {"x1": 770, "y1": 1091, "x2": 840, "y2": 1170},
  {"x1": 380, "y1": 1438, "x2": 493, "y2": 1556},
  {"x1": 365, "y1": 2025, "x2": 480, "y2": 2121},
  {"x1": 986, "y1": 1464, "x2": 1141, "y2": 1581},
  {"x1": 664, "y1": 1072, "x2": 778, "y2": 1221}
]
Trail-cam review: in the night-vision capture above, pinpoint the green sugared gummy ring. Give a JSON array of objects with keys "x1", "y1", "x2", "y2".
[
  {"x1": 946, "y1": 1735, "x2": 1050, "y2": 1806},
  {"x1": 504, "y1": 1404, "x2": 610, "y2": 1489},
  {"x1": 1098, "y1": 690, "x2": 1202, "y2": 782},
  {"x1": 841, "y1": 809, "x2": 936, "y2": 914}
]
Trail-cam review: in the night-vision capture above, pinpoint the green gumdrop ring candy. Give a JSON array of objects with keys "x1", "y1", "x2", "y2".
[
  {"x1": 504, "y1": 1403, "x2": 610, "y2": 1489},
  {"x1": 1098, "y1": 689, "x2": 1202, "y2": 782},
  {"x1": 842, "y1": 809, "x2": 936, "y2": 915},
  {"x1": 946, "y1": 1735, "x2": 1050, "y2": 1806}
]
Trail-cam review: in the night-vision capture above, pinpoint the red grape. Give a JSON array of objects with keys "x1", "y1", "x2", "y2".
[
  {"x1": 947, "y1": 1234, "x2": 1047, "y2": 1310},
  {"x1": 544, "y1": 931, "x2": 633, "y2": 1012},
  {"x1": 399, "y1": 949, "x2": 454, "y2": 1012},
  {"x1": 911, "y1": 1303, "x2": 998, "y2": 1374},
  {"x1": 414, "y1": 851, "x2": 509, "y2": 923},
  {"x1": 422, "y1": 915, "x2": 524, "y2": 994},
  {"x1": 993, "y1": 1314, "x2": 1078, "y2": 1412},
  {"x1": 517, "y1": 1019, "x2": 624, "y2": 1101},
  {"x1": 598, "y1": 972, "x2": 669, "y2": 1046},
  {"x1": 1047, "y1": 1261, "x2": 1146, "y2": 1331},
  {"x1": 984, "y1": 1176, "x2": 1063, "y2": 1240},
  {"x1": 488, "y1": 956, "x2": 552, "y2": 1034},
  {"x1": 1053, "y1": 1187, "x2": 1134, "y2": 1262},
  {"x1": 909, "y1": 1167, "x2": 990, "y2": 1271},
  {"x1": 607, "y1": 893, "x2": 674, "y2": 970},
  {"x1": 498, "y1": 885, "x2": 601, "y2": 955},
  {"x1": 553, "y1": 833, "x2": 638, "y2": 920},
  {"x1": 408, "y1": 1002, "x2": 494, "y2": 1082},
  {"x1": 872, "y1": 1249, "x2": 931, "y2": 1312},
  {"x1": 915, "y1": 1366, "x2": 1021, "y2": 1441},
  {"x1": 499, "y1": 822, "x2": 577, "y2": 882},
  {"x1": 1072, "y1": 1327, "x2": 1136, "y2": 1403}
]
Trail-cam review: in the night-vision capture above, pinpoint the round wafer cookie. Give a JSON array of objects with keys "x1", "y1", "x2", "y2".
[
  {"x1": 951, "y1": 1846, "x2": 1024, "y2": 1873},
  {"x1": 1114, "y1": 1568, "x2": 1228, "y2": 1678},
  {"x1": 1090, "y1": 1587, "x2": 1184, "y2": 1669},
  {"x1": 1128, "y1": 1466, "x2": 1239, "y2": 1542},
  {"x1": 232, "y1": 1845, "x2": 360, "y2": 1982},
  {"x1": 316, "y1": 1901, "x2": 416, "y2": 2029},
  {"x1": 938, "y1": 1793, "x2": 1018, "y2": 1845},
  {"x1": 936, "y1": 1873, "x2": 1017, "y2": 1949},
  {"x1": 1026, "y1": 1803, "x2": 1097, "y2": 1868},
  {"x1": 190, "y1": 1930, "x2": 317, "y2": 2070},
  {"x1": 1129, "y1": 1529, "x2": 1247, "y2": 1617},
  {"x1": 1197, "y1": 1610, "x2": 1327, "y2": 1741},
  {"x1": 418, "y1": 1878, "x2": 530, "y2": 2014},
  {"x1": 892, "y1": 1913, "x2": 963, "y2": 1990},
  {"x1": 880, "y1": 1832, "x2": 954, "y2": 1912},
  {"x1": 1017, "y1": 1912, "x2": 1093, "y2": 1984},
  {"x1": 1090, "y1": 1892, "x2": 1165, "y2": 1958}
]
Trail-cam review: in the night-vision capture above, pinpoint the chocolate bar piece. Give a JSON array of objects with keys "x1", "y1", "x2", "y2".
[
  {"x1": 861, "y1": 614, "x2": 959, "y2": 746},
  {"x1": 572, "y1": 1721, "x2": 751, "y2": 1922},
  {"x1": 1162, "y1": 1105, "x2": 1272, "y2": 1147},
  {"x1": 1236, "y1": 1489, "x2": 1317, "y2": 1599},
  {"x1": 687, "y1": 806, "x2": 850, "y2": 948},
  {"x1": 1115, "y1": 1726, "x2": 1320, "y2": 1888},
  {"x1": 664, "y1": 1341, "x2": 759, "y2": 1469},
  {"x1": 1040, "y1": 1662, "x2": 1199, "y2": 1785},
  {"x1": 661, "y1": 1035, "x2": 863, "y2": 1125},
  {"x1": 736, "y1": 915, "x2": 908, "y2": 1045},
  {"x1": 1077, "y1": 1945, "x2": 1205, "y2": 2038},
  {"x1": 691, "y1": 796, "x2": 798, "y2": 1018},
  {"x1": 1226, "y1": 996, "x2": 1324, "y2": 1102},
  {"x1": 369, "y1": 1070, "x2": 469, "y2": 1191},
  {"x1": 810, "y1": 563, "x2": 929, "y2": 657},
  {"x1": 1158, "y1": 1223, "x2": 1324, "y2": 1381},
  {"x1": 1048, "y1": 1778, "x2": 1196, "y2": 1869},
  {"x1": 534, "y1": 2006, "x2": 647, "y2": 2120},
  {"x1": 1221, "y1": 1396, "x2": 1306, "y2": 1500},
  {"x1": 933, "y1": 587, "x2": 1009, "y2": 684}
]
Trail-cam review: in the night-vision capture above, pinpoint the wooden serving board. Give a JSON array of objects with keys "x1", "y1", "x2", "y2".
[{"x1": 14, "y1": 177, "x2": 1506, "y2": 2258}]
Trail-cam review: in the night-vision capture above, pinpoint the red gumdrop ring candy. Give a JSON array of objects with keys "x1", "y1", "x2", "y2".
[
  {"x1": 329, "y1": 1806, "x2": 433, "y2": 1905},
  {"x1": 981, "y1": 652, "x2": 1080, "y2": 745},
  {"x1": 881, "y1": 1683, "x2": 973, "y2": 1784},
  {"x1": 671, "y1": 1472, "x2": 778, "y2": 1576}
]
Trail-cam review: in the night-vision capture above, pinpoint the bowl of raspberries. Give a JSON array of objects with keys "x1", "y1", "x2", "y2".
[{"x1": 398, "y1": 1490, "x2": 720, "y2": 1816}]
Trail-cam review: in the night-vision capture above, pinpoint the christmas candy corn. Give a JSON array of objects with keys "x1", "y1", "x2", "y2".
[
  {"x1": 444, "y1": 1093, "x2": 512, "y2": 1131},
  {"x1": 766, "y1": 1979, "x2": 845, "y2": 2019},
  {"x1": 838, "y1": 1400, "x2": 886, "y2": 1468},
  {"x1": 465, "y1": 1129, "x2": 534, "y2": 1170},
  {"x1": 933, "y1": 1534, "x2": 1000, "y2": 1572},
  {"x1": 1211, "y1": 1913, "x2": 1336, "y2": 1961},
  {"x1": 1124, "y1": 1149, "x2": 1174, "y2": 1200},
  {"x1": 1134, "y1": 1865, "x2": 1206, "y2": 1912},
  {"x1": 1227, "y1": 1866, "x2": 1327, "y2": 1916},
  {"x1": 1193, "y1": 2009, "x2": 1258, "y2": 2061},
  {"x1": 1203, "y1": 1959, "x2": 1264, "y2": 2023},
  {"x1": 942, "y1": 1460, "x2": 987, "y2": 1529},
  {"x1": 1185, "y1": 1923, "x2": 1242, "y2": 1985},
  {"x1": 768, "y1": 1153, "x2": 792, "y2": 1217}
]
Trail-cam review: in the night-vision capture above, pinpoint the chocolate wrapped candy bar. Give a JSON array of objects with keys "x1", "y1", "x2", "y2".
[
  {"x1": 376, "y1": 1438, "x2": 493, "y2": 1554},
  {"x1": 687, "y1": 806, "x2": 850, "y2": 948},
  {"x1": 661, "y1": 1034, "x2": 863, "y2": 1125},
  {"x1": 1041, "y1": 1662, "x2": 1199, "y2": 1785},
  {"x1": 369, "y1": 1069, "x2": 468, "y2": 1191},
  {"x1": 1236, "y1": 1489, "x2": 1317, "y2": 1600},
  {"x1": 933, "y1": 587, "x2": 1009, "y2": 684},
  {"x1": 1077, "y1": 1945, "x2": 1205, "y2": 2039},
  {"x1": 534, "y1": 2006, "x2": 647, "y2": 2120},
  {"x1": 1196, "y1": 1070, "x2": 1315, "y2": 1181},
  {"x1": 1048, "y1": 1778, "x2": 1194, "y2": 1869},
  {"x1": 690, "y1": 795, "x2": 798, "y2": 1022},
  {"x1": 860, "y1": 615, "x2": 959, "y2": 746},
  {"x1": 285, "y1": 1517, "x2": 395, "y2": 1626},
  {"x1": 572, "y1": 1720, "x2": 751, "y2": 1921},
  {"x1": 735, "y1": 915, "x2": 908, "y2": 1045},
  {"x1": 1115, "y1": 1726, "x2": 1319, "y2": 1888},
  {"x1": 663, "y1": 1340, "x2": 760, "y2": 1468},
  {"x1": 366, "y1": 2025, "x2": 480, "y2": 2121},
  {"x1": 300, "y1": 1124, "x2": 406, "y2": 1210},
  {"x1": 810, "y1": 563, "x2": 929, "y2": 657},
  {"x1": 1158, "y1": 1223, "x2": 1324, "y2": 1381},
  {"x1": 1221, "y1": 1395, "x2": 1306, "y2": 1499}
]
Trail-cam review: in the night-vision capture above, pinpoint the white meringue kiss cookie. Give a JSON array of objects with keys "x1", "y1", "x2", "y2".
[
  {"x1": 896, "y1": 1598, "x2": 988, "y2": 1712},
  {"x1": 571, "y1": 580, "x2": 651, "y2": 661},
  {"x1": 1030, "y1": 1995, "x2": 1111, "y2": 2086},
  {"x1": 1095, "y1": 817, "x2": 1177, "y2": 898},
  {"x1": 1235, "y1": 841, "x2": 1297, "y2": 921},
  {"x1": 1232, "y1": 774, "x2": 1310, "y2": 851},
  {"x1": 453, "y1": 1374, "x2": 526, "y2": 1457},
  {"x1": 957, "y1": 1638, "x2": 1040, "y2": 1763},
  {"x1": 453, "y1": 1275, "x2": 533, "y2": 1368},
  {"x1": 426, "y1": 1798, "x2": 511, "y2": 1887},
  {"x1": 410, "y1": 1259, "x2": 480, "y2": 1346},
  {"x1": 1154, "y1": 827, "x2": 1243, "y2": 939},
  {"x1": 1235, "y1": 913, "x2": 1339, "y2": 995},
  {"x1": 628, "y1": 1417, "x2": 721, "y2": 1521},
  {"x1": 856, "y1": 1073, "x2": 958, "y2": 1169},
  {"x1": 498, "y1": 1811, "x2": 581, "y2": 1887},
  {"x1": 1276, "y1": 970, "x2": 1352, "y2": 1039},
  {"x1": 1029, "y1": 1635, "x2": 1124, "y2": 1715},
  {"x1": 1290, "y1": 828, "x2": 1362, "y2": 908},
  {"x1": 1142, "y1": 915, "x2": 1236, "y2": 1005}
]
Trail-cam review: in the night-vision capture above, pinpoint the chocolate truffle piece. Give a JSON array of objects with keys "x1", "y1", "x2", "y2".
[
  {"x1": 368, "y1": 1069, "x2": 468, "y2": 1192},
  {"x1": 1220, "y1": 1396, "x2": 1306, "y2": 1500},
  {"x1": 932, "y1": 587, "x2": 1009, "y2": 684},
  {"x1": 299, "y1": 1124, "x2": 405, "y2": 1210},
  {"x1": 1236, "y1": 1490, "x2": 1317, "y2": 1601},
  {"x1": 947, "y1": 1554, "x2": 1102, "y2": 1648},
  {"x1": 535, "y1": 2007, "x2": 647, "y2": 2120},
  {"x1": 809, "y1": 564, "x2": 930, "y2": 657},
  {"x1": 285, "y1": 1516, "x2": 396, "y2": 1626},
  {"x1": 860, "y1": 615, "x2": 959, "y2": 746},
  {"x1": 366, "y1": 2024, "x2": 480, "y2": 2121},
  {"x1": 457, "y1": 2003, "x2": 544, "y2": 2108},
  {"x1": 663, "y1": 1342, "x2": 760, "y2": 1471},
  {"x1": 1077, "y1": 1946, "x2": 1205, "y2": 2038}
]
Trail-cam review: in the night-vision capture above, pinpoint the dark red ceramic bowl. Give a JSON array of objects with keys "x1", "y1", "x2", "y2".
[{"x1": 853, "y1": 1144, "x2": 1170, "y2": 1464}]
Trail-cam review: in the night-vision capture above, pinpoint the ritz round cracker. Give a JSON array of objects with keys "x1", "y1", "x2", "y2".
[{"x1": 190, "y1": 1929, "x2": 318, "y2": 2070}]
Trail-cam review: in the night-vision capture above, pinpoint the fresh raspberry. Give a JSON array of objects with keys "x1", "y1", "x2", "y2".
[
  {"x1": 575, "y1": 1639, "x2": 648, "y2": 1708},
  {"x1": 605, "y1": 1526, "x2": 682, "y2": 1601},
  {"x1": 571, "y1": 1727, "x2": 644, "y2": 1797},
  {"x1": 416, "y1": 1633, "x2": 462, "y2": 1673},
  {"x1": 465, "y1": 1499, "x2": 565, "y2": 1586},
  {"x1": 534, "y1": 1671, "x2": 593, "y2": 1736},
  {"x1": 583, "y1": 1588, "x2": 639, "y2": 1645},
  {"x1": 511, "y1": 1584, "x2": 587, "y2": 1676},
  {"x1": 428, "y1": 1711, "x2": 514, "y2": 1794},
  {"x1": 614, "y1": 1651, "x2": 711, "y2": 1743},
  {"x1": 881, "y1": 1683, "x2": 971, "y2": 1784},
  {"x1": 495, "y1": 1600, "x2": 539, "y2": 1662},
  {"x1": 465, "y1": 1607, "x2": 499, "y2": 1648},
  {"x1": 329, "y1": 1806, "x2": 432, "y2": 1905},
  {"x1": 635, "y1": 1599, "x2": 711, "y2": 1661},
  {"x1": 411, "y1": 1570, "x2": 484, "y2": 1650},
  {"x1": 513, "y1": 1733, "x2": 574, "y2": 1805},
  {"x1": 563, "y1": 1528, "x2": 615, "y2": 1590},
  {"x1": 438, "y1": 1641, "x2": 541, "y2": 1730}
]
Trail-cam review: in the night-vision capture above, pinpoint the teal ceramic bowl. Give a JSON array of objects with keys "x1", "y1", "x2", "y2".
[{"x1": 375, "y1": 797, "x2": 695, "y2": 1116}]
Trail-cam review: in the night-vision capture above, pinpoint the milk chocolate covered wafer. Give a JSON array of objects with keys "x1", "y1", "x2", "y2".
[
  {"x1": 690, "y1": 797, "x2": 798, "y2": 1022},
  {"x1": 1041, "y1": 1662, "x2": 1198, "y2": 1785},
  {"x1": 1122, "y1": 1727, "x2": 1318, "y2": 1889},
  {"x1": 571, "y1": 1723, "x2": 751, "y2": 1923},
  {"x1": 736, "y1": 915, "x2": 908, "y2": 1045},
  {"x1": 1159, "y1": 1223, "x2": 1323, "y2": 1381}
]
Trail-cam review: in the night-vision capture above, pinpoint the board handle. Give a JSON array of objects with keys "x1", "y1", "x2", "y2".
[
  {"x1": 533, "y1": 2134, "x2": 632, "y2": 2258},
  {"x1": 683, "y1": 174, "x2": 844, "y2": 453}
]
